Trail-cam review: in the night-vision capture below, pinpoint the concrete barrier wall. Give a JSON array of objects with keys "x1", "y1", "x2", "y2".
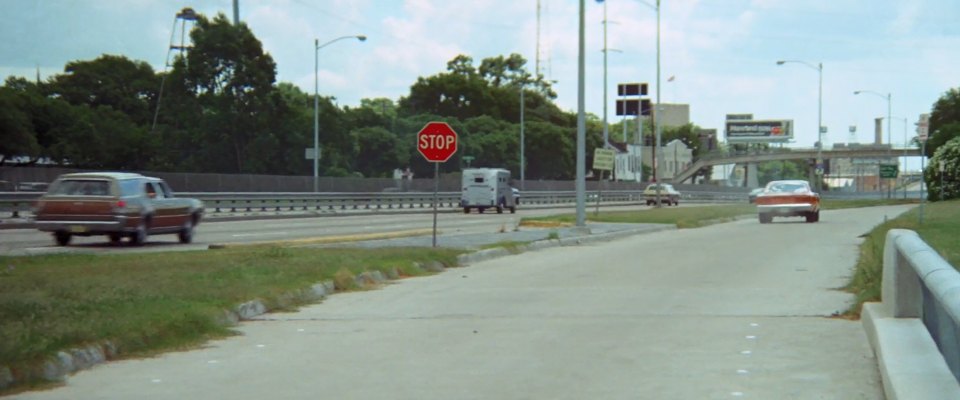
[{"x1": 862, "y1": 229, "x2": 960, "y2": 399}]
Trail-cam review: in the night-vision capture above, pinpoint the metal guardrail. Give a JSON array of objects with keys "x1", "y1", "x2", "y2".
[
  {"x1": 881, "y1": 229, "x2": 960, "y2": 384},
  {"x1": 0, "y1": 190, "x2": 750, "y2": 219},
  {"x1": 0, "y1": 189, "x2": 923, "y2": 219}
]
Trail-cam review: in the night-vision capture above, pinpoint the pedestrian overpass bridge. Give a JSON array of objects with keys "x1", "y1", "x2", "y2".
[{"x1": 671, "y1": 147, "x2": 923, "y2": 184}]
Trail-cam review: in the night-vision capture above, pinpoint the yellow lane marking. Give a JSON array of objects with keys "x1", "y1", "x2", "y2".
[
  {"x1": 518, "y1": 220, "x2": 573, "y2": 228},
  {"x1": 209, "y1": 228, "x2": 436, "y2": 249}
]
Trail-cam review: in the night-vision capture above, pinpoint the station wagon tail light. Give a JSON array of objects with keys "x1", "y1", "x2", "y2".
[{"x1": 116, "y1": 200, "x2": 127, "y2": 209}]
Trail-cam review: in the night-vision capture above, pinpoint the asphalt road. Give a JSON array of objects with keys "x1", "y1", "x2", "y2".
[{"x1": 10, "y1": 205, "x2": 912, "y2": 400}]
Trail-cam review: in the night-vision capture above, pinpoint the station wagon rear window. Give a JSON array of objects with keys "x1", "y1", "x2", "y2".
[{"x1": 48, "y1": 180, "x2": 112, "y2": 196}]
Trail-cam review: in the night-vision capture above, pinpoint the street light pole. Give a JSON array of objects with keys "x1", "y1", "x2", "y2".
[
  {"x1": 654, "y1": 0, "x2": 662, "y2": 206},
  {"x1": 575, "y1": 0, "x2": 586, "y2": 227},
  {"x1": 520, "y1": 82, "x2": 525, "y2": 191},
  {"x1": 602, "y1": 0, "x2": 609, "y2": 148},
  {"x1": 314, "y1": 35, "x2": 366, "y2": 192},
  {"x1": 776, "y1": 60, "x2": 823, "y2": 192}
]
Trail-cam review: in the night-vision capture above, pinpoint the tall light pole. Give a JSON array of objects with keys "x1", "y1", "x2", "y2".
[
  {"x1": 854, "y1": 90, "x2": 892, "y2": 198},
  {"x1": 601, "y1": 0, "x2": 609, "y2": 148},
  {"x1": 777, "y1": 60, "x2": 823, "y2": 191},
  {"x1": 314, "y1": 35, "x2": 366, "y2": 192},
  {"x1": 519, "y1": 79, "x2": 526, "y2": 191},
  {"x1": 575, "y1": 0, "x2": 586, "y2": 227},
  {"x1": 633, "y1": 0, "x2": 662, "y2": 205}
]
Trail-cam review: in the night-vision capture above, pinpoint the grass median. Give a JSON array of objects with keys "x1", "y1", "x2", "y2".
[
  {"x1": 845, "y1": 199, "x2": 960, "y2": 316},
  {"x1": 0, "y1": 245, "x2": 462, "y2": 378}
]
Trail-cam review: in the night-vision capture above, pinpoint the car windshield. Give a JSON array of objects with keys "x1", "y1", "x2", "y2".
[{"x1": 47, "y1": 179, "x2": 111, "y2": 196}]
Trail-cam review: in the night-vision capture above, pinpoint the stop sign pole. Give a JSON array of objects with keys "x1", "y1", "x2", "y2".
[{"x1": 417, "y1": 122, "x2": 458, "y2": 247}]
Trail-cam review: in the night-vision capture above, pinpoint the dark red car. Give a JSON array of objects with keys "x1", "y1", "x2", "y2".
[{"x1": 33, "y1": 172, "x2": 204, "y2": 246}]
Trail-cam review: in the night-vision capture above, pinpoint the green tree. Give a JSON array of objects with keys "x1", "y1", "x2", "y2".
[
  {"x1": 925, "y1": 136, "x2": 960, "y2": 201},
  {"x1": 460, "y1": 116, "x2": 518, "y2": 173},
  {"x1": 49, "y1": 106, "x2": 154, "y2": 170},
  {"x1": 173, "y1": 13, "x2": 283, "y2": 173},
  {"x1": 0, "y1": 86, "x2": 40, "y2": 164},
  {"x1": 47, "y1": 55, "x2": 158, "y2": 125},
  {"x1": 525, "y1": 121, "x2": 575, "y2": 179},
  {"x1": 351, "y1": 126, "x2": 408, "y2": 177},
  {"x1": 926, "y1": 87, "x2": 960, "y2": 157}
]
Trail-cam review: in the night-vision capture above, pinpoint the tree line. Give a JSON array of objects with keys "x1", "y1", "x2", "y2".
[{"x1": 0, "y1": 12, "x2": 714, "y2": 182}]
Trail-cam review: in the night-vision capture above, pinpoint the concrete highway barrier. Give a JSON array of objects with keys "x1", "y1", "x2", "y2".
[{"x1": 862, "y1": 229, "x2": 960, "y2": 400}]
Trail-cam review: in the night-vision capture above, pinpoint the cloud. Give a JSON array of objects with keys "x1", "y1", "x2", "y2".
[{"x1": 890, "y1": 2, "x2": 922, "y2": 35}]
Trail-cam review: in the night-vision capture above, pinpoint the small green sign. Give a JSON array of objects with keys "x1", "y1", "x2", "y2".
[{"x1": 879, "y1": 164, "x2": 899, "y2": 179}]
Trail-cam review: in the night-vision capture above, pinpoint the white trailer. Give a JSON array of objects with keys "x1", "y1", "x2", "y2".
[{"x1": 460, "y1": 168, "x2": 516, "y2": 214}]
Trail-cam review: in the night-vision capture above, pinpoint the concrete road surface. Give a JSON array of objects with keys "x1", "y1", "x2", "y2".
[{"x1": 12, "y1": 205, "x2": 913, "y2": 400}]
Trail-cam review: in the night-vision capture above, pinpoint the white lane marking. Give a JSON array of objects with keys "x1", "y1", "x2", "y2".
[
  {"x1": 749, "y1": 323, "x2": 759, "y2": 327},
  {"x1": 207, "y1": 360, "x2": 219, "y2": 364},
  {"x1": 731, "y1": 391, "x2": 744, "y2": 397},
  {"x1": 740, "y1": 350, "x2": 752, "y2": 355},
  {"x1": 745, "y1": 335, "x2": 757, "y2": 340},
  {"x1": 151, "y1": 379, "x2": 162, "y2": 383},
  {"x1": 736, "y1": 369, "x2": 749, "y2": 375},
  {"x1": 256, "y1": 344, "x2": 266, "y2": 348}
]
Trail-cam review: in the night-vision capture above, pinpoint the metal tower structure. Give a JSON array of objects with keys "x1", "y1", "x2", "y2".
[{"x1": 152, "y1": 7, "x2": 199, "y2": 131}]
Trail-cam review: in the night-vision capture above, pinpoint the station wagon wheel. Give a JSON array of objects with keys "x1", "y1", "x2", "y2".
[
  {"x1": 178, "y1": 217, "x2": 194, "y2": 244},
  {"x1": 54, "y1": 231, "x2": 71, "y2": 246},
  {"x1": 108, "y1": 233, "x2": 122, "y2": 244}
]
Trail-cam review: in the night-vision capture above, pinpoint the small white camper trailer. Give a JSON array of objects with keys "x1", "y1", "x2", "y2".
[{"x1": 460, "y1": 168, "x2": 516, "y2": 214}]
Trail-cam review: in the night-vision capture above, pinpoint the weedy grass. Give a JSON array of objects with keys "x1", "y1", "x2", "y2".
[
  {"x1": 845, "y1": 199, "x2": 960, "y2": 317},
  {"x1": 522, "y1": 204, "x2": 757, "y2": 229},
  {"x1": 523, "y1": 199, "x2": 920, "y2": 229},
  {"x1": 821, "y1": 198, "x2": 917, "y2": 210},
  {"x1": 0, "y1": 245, "x2": 462, "y2": 370}
]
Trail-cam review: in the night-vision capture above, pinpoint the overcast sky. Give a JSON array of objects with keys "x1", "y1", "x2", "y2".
[{"x1": 3, "y1": 0, "x2": 958, "y2": 162}]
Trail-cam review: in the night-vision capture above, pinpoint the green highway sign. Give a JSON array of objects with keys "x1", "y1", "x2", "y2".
[{"x1": 879, "y1": 164, "x2": 899, "y2": 179}]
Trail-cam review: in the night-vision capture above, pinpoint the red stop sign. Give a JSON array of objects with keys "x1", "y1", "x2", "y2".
[{"x1": 417, "y1": 122, "x2": 458, "y2": 162}]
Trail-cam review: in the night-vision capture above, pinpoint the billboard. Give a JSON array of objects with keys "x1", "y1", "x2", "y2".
[{"x1": 725, "y1": 120, "x2": 793, "y2": 143}]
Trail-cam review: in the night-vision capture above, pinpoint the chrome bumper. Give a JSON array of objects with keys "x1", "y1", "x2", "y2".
[
  {"x1": 757, "y1": 203, "x2": 817, "y2": 215},
  {"x1": 35, "y1": 216, "x2": 129, "y2": 234}
]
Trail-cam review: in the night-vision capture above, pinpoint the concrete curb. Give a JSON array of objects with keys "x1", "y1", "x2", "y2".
[{"x1": 862, "y1": 302, "x2": 960, "y2": 400}]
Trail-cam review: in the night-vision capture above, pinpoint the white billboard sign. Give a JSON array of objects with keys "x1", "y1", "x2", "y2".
[{"x1": 725, "y1": 120, "x2": 794, "y2": 143}]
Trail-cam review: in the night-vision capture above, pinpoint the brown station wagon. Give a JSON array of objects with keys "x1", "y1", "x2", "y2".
[{"x1": 33, "y1": 172, "x2": 204, "y2": 246}]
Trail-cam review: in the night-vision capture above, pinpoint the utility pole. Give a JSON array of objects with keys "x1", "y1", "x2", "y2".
[
  {"x1": 602, "y1": 1, "x2": 609, "y2": 148},
  {"x1": 233, "y1": 0, "x2": 239, "y2": 24}
]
